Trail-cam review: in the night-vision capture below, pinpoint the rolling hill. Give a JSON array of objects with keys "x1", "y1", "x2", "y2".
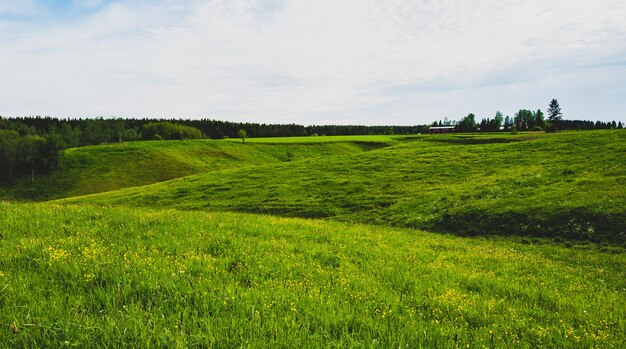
[
  {"x1": 60, "y1": 130, "x2": 626, "y2": 243},
  {"x1": 0, "y1": 136, "x2": 395, "y2": 201},
  {"x1": 2, "y1": 130, "x2": 625, "y2": 347}
]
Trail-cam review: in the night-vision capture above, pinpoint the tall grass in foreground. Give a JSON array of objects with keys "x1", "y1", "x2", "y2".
[{"x1": 1, "y1": 203, "x2": 624, "y2": 347}]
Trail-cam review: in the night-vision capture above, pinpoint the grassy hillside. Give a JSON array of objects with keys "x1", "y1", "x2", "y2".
[
  {"x1": 1, "y1": 202, "x2": 624, "y2": 347},
  {"x1": 228, "y1": 135, "x2": 414, "y2": 144},
  {"x1": 0, "y1": 137, "x2": 391, "y2": 201},
  {"x1": 62, "y1": 130, "x2": 626, "y2": 243}
]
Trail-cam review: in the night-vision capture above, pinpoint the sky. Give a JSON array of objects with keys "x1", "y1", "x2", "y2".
[{"x1": 1, "y1": 0, "x2": 625, "y2": 125}]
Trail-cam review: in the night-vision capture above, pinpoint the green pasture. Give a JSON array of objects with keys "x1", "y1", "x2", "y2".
[
  {"x1": 0, "y1": 138, "x2": 386, "y2": 201},
  {"x1": 62, "y1": 130, "x2": 626, "y2": 243},
  {"x1": 1, "y1": 130, "x2": 625, "y2": 347},
  {"x1": 225, "y1": 134, "x2": 411, "y2": 144},
  {"x1": 1, "y1": 203, "x2": 624, "y2": 348}
]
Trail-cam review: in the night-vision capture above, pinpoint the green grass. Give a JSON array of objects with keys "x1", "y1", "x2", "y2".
[
  {"x1": 1, "y1": 202, "x2": 624, "y2": 348},
  {"x1": 227, "y1": 134, "x2": 411, "y2": 144},
  {"x1": 0, "y1": 138, "x2": 388, "y2": 201},
  {"x1": 2, "y1": 130, "x2": 625, "y2": 347},
  {"x1": 62, "y1": 130, "x2": 626, "y2": 243}
]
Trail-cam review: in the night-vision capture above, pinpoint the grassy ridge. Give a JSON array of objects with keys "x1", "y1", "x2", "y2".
[
  {"x1": 227, "y1": 135, "x2": 412, "y2": 144},
  {"x1": 0, "y1": 138, "x2": 388, "y2": 201},
  {"x1": 62, "y1": 131, "x2": 626, "y2": 243},
  {"x1": 1, "y1": 202, "x2": 624, "y2": 347}
]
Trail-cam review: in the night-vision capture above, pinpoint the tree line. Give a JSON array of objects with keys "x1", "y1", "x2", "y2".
[
  {"x1": 0, "y1": 116, "x2": 427, "y2": 181},
  {"x1": 434, "y1": 99, "x2": 623, "y2": 132},
  {"x1": 0, "y1": 129, "x2": 61, "y2": 182},
  {"x1": 2, "y1": 99, "x2": 624, "y2": 181},
  {"x1": 1, "y1": 116, "x2": 427, "y2": 147}
]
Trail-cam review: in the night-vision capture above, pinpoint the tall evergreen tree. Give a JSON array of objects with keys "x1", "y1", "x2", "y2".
[{"x1": 547, "y1": 99, "x2": 562, "y2": 131}]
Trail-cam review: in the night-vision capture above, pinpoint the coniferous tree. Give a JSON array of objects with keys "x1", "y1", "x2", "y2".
[{"x1": 547, "y1": 99, "x2": 563, "y2": 131}]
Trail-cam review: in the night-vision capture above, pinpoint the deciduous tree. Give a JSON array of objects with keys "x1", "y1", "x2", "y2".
[
  {"x1": 238, "y1": 129, "x2": 247, "y2": 144},
  {"x1": 455, "y1": 113, "x2": 478, "y2": 132}
]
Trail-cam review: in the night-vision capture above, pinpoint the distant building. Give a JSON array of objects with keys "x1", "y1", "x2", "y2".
[{"x1": 428, "y1": 126, "x2": 455, "y2": 134}]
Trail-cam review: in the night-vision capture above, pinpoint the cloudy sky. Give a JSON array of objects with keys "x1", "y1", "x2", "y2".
[{"x1": 1, "y1": 0, "x2": 625, "y2": 125}]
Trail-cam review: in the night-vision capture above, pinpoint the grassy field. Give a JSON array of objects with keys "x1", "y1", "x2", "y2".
[
  {"x1": 1, "y1": 203, "x2": 624, "y2": 348},
  {"x1": 0, "y1": 138, "x2": 390, "y2": 201},
  {"x1": 227, "y1": 135, "x2": 412, "y2": 144},
  {"x1": 2, "y1": 130, "x2": 625, "y2": 347},
  {"x1": 62, "y1": 130, "x2": 626, "y2": 243}
]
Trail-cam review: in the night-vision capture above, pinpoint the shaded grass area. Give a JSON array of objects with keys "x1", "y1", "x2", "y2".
[
  {"x1": 62, "y1": 131, "x2": 626, "y2": 243},
  {"x1": 0, "y1": 138, "x2": 386, "y2": 201},
  {"x1": 1, "y1": 203, "x2": 624, "y2": 347}
]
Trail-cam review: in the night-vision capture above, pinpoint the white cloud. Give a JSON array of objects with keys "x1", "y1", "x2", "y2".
[{"x1": 1, "y1": 0, "x2": 625, "y2": 124}]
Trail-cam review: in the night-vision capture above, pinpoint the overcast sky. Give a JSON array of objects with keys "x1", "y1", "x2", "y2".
[{"x1": 1, "y1": 0, "x2": 625, "y2": 125}]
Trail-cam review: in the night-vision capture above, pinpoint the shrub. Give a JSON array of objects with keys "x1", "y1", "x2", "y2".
[{"x1": 142, "y1": 121, "x2": 202, "y2": 141}]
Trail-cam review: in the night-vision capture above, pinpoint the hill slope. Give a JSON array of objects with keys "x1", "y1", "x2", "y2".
[
  {"x1": 1, "y1": 202, "x2": 624, "y2": 347},
  {"x1": 62, "y1": 131, "x2": 626, "y2": 243},
  {"x1": 0, "y1": 137, "x2": 391, "y2": 201}
]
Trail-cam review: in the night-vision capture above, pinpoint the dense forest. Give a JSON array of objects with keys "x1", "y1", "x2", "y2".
[
  {"x1": 1, "y1": 116, "x2": 427, "y2": 144},
  {"x1": 0, "y1": 129, "x2": 61, "y2": 182}
]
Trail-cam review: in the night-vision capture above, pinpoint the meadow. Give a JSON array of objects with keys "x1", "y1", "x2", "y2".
[
  {"x1": 62, "y1": 131, "x2": 626, "y2": 244},
  {"x1": 1, "y1": 203, "x2": 624, "y2": 348},
  {"x1": 226, "y1": 134, "x2": 409, "y2": 144},
  {"x1": 0, "y1": 137, "x2": 391, "y2": 201},
  {"x1": 1, "y1": 130, "x2": 625, "y2": 347}
]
